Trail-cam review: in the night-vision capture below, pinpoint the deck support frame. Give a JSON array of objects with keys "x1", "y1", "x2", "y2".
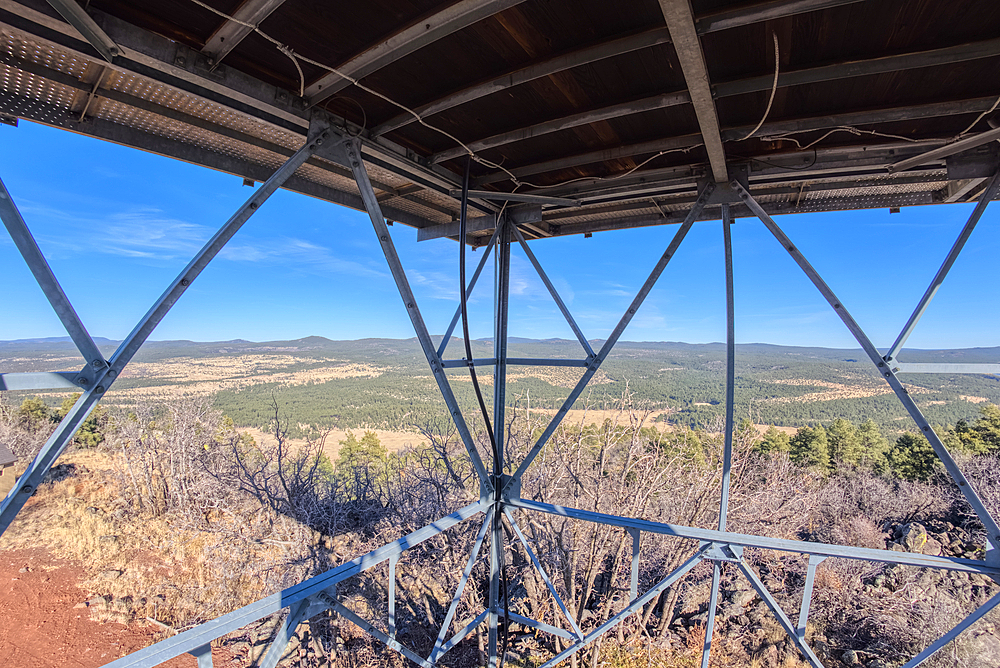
[{"x1": 1, "y1": 113, "x2": 999, "y2": 667}]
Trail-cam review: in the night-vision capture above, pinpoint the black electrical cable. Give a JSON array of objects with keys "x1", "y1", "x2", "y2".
[
  {"x1": 458, "y1": 156, "x2": 498, "y2": 462},
  {"x1": 458, "y1": 155, "x2": 510, "y2": 668}
]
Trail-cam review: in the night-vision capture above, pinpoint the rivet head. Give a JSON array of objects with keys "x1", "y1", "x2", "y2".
[
  {"x1": 22, "y1": 485, "x2": 33, "y2": 494},
  {"x1": 95, "y1": 386, "x2": 105, "y2": 394},
  {"x1": 180, "y1": 278, "x2": 190, "y2": 286},
  {"x1": 92, "y1": 360, "x2": 102, "y2": 368},
  {"x1": 380, "y1": 235, "x2": 388, "y2": 241},
  {"x1": 407, "y1": 302, "x2": 414, "y2": 308},
  {"x1": 249, "y1": 202, "x2": 258, "y2": 210},
  {"x1": 78, "y1": 377, "x2": 89, "y2": 386}
]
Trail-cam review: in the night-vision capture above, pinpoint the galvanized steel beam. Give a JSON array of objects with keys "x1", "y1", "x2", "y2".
[
  {"x1": 100, "y1": 501, "x2": 486, "y2": 667},
  {"x1": 430, "y1": 91, "x2": 690, "y2": 165},
  {"x1": 695, "y1": 0, "x2": 865, "y2": 34},
  {"x1": 0, "y1": 176, "x2": 106, "y2": 373},
  {"x1": 0, "y1": 117, "x2": 331, "y2": 537},
  {"x1": 509, "y1": 498, "x2": 1000, "y2": 575},
  {"x1": 895, "y1": 363, "x2": 1000, "y2": 375},
  {"x1": 658, "y1": 0, "x2": 728, "y2": 183},
  {"x1": 885, "y1": 171, "x2": 1000, "y2": 362},
  {"x1": 336, "y1": 134, "x2": 493, "y2": 488},
  {"x1": 43, "y1": 0, "x2": 119, "y2": 61},
  {"x1": 732, "y1": 181, "x2": 1000, "y2": 560}
]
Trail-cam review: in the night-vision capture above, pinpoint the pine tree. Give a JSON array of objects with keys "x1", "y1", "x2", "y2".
[
  {"x1": 827, "y1": 418, "x2": 862, "y2": 466},
  {"x1": 789, "y1": 425, "x2": 831, "y2": 472},
  {"x1": 888, "y1": 432, "x2": 937, "y2": 481},
  {"x1": 757, "y1": 425, "x2": 790, "y2": 454},
  {"x1": 856, "y1": 419, "x2": 890, "y2": 473}
]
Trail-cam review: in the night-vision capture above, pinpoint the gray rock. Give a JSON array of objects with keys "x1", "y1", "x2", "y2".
[
  {"x1": 841, "y1": 649, "x2": 861, "y2": 665},
  {"x1": 748, "y1": 602, "x2": 768, "y2": 623},
  {"x1": 900, "y1": 523, "x2": 928, "y2": 552},
  {"x1": 867, "y1": 659, "x2": 889, "y2": 668},
  {"x1": 731, "y1": 590, "x2": 756, "y2": 608},
  {"x1": 922, "y1": 538, "x2": 943, "y2": 556},
  {"x1": 718, "y1": 603, "x2": 740, "y2": 619}
]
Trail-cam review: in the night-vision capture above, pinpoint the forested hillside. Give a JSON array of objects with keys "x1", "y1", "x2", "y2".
[{"x1": 2, "y1": 337, "x2": 998, "y2": 437}]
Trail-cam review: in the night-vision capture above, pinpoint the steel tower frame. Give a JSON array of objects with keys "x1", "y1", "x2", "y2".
[{"x1": 2, "y1": 117, "x2": 1000, "y2": 668}]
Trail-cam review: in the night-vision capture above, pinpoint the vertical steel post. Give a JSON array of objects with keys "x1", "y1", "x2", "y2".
[
  {"x1": 718, "y1": 204, "x2": 736, "y2": 530},
  {"x1": 494, "y1": 217, "x2": 511, "y2": 469},
  {"x1": 188, "y1": 644, "x2": 213, "y2": 668},
  {"x1": 700, "y1": 205, "x2": 736, "y2": 668},
  {"x1": 700, "y1": 563, "x2": 723, "y2": 668},
  {"x1": 733, "y1": 181, "x2": 1000, "y2": 558},
  {"x1": 797, "y1": 555, "x2": 825, "y2": 639},
  {"x1": 0, "y1": 118, "x2": 331, "y2": 536},
  {"x1": 488, "y1": 511, "x2": 501, "y2": 668},
  {"x1": 629, "y1": 528, "x2": 640, "y2": 602},
  {"x1": 885, "y1": 170, "x2": 1000, "y2": 362},
  {"x1": 388, "y1": 554, "x2": 398, "y2": 640},
  {"x1": 489, "y1": 216, "x2": 512, "y2": 668}
]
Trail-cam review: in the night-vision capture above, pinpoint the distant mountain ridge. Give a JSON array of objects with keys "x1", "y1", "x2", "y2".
[{"x1": 3, "y1": 335, "x2": 998, "y2": 360}]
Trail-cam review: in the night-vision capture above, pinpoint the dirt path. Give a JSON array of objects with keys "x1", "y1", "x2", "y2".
[{"x1": 0, "y1": 547, "x2": 230, "y2": 667}]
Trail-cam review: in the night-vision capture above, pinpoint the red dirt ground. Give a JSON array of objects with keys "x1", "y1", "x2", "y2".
[{"x1": 0, "y1": 547, "x2": 232, "y2": 667}]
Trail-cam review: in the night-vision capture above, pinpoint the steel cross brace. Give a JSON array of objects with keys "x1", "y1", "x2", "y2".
[
  {"x1": 0, "y1": 114, "x2": 333, "y2": 537},
  {"x1": 730, "y1": 179, "x2": 1000, "y2": 561},
  {"x1": 506, "y1": 182, "x2": 715, "y2": 494},
  {"x1": 325, "y1": 134, "x2": 493, "y2": 492}
]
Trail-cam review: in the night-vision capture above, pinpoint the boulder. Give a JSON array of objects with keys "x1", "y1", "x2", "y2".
[
  {"x1": 921, "y1": 538, "x2": 943, "y2": 556},
  {"x1": 841, "y1": 649, "x2": 862, "y2": 665},
  {"x1": 731, "y1": 590, "x2": 757, "y2": 608},
  {"x1": 899, "y1": 523, "x2": 928, "y2": 552}
]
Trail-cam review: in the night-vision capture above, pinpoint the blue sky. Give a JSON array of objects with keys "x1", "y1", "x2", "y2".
[{"x1": 1, "y1": 120, "x2": 997, "y2": 350}]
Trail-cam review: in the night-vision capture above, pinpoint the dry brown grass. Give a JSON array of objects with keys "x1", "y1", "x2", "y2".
[{"x1": 0, "y1": 449, "x2": 328, "y2": 631}]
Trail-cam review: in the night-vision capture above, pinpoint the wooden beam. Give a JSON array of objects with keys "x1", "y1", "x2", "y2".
[
  {"x1": 714, "y1": 37, "x2": 1000, "y2": 99},
  {"x1": 429, "y1": 91, "x2": 689, "y2": 164},
  {"x1": 432, "y1": 37, "x2": 1000, "y2": 166},
  {"x1": 306, "y1": 0, "x2": 526, "y2": 107},
  {"x1": 372, "y1": 28, "x2": 672, "y2": 137},
  {"x1": 201, "y1": 0, "x2": 289, "y2": 69},
  {"x1": 658, "y1": 0, "x2": 728, "y2": 182},
  {"x1": 475, "y1": 134, "x2": 703, "y2": 186},
  {"x1": 695, "y1": 0, "x2": 865, "y2": 34},
  {"x1": 476, "y1": 96, "x2": 1000, "y2": 186}
]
